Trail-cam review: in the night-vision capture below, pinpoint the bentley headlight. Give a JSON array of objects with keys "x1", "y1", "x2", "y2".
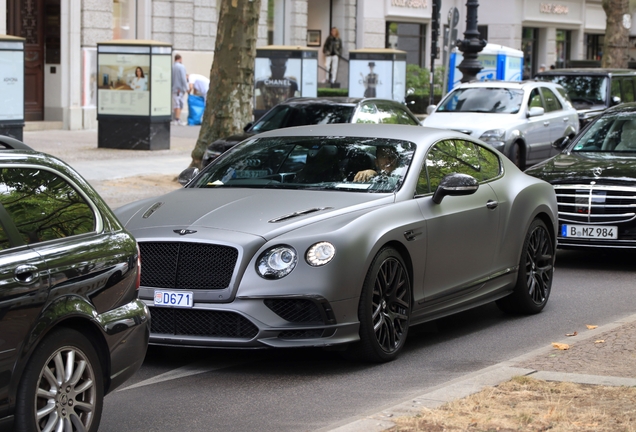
[
  {"x1": 306, "y1": 242, "x2": 336, "y2": 267},
  {"x1": 256, "y1": 245, "x2": 297, "y2": 279},
  {"x1": 479, "y1": 129, "x2": 506, "y2": 142}
]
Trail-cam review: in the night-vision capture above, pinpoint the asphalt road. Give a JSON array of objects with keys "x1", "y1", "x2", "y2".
[{"x1": 98, "y1": 248, "x2": 635, "y2": 432}]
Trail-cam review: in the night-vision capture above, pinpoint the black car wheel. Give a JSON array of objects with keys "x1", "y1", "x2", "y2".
[
  {"x1": 497, "y1": 219, "x2": 554, "y2": 315},
  {"x1": 15, "y1": 328, "x2": 104, "y2": 432},
  {"x1": 510, "y1": 141, "x2": 525, "y2": 169},
  {"x1": 347, "y1": 247, "x2": 411, "y2": 363}
]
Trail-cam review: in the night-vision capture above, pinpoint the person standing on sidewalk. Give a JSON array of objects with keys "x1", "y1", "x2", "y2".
[
  {"x1": 172, "y1": 54, "x2": 188, "y2": 125},
  {"x1": 322, "y1": 27, "x2": 342, "y2": 84}
]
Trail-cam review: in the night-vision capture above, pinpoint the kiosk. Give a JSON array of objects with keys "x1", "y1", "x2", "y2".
[
  {"x1": 0, "y1": 35, "x2": 25, "y2": 141},
  {"x1": 447, "y1": 44, "x2": 524, "y2": 92},
  {"x1": 97, "y1": 40, "x2": 172, "y2": 150},
  {"x1": 254, "y1": 46, "x2": 318, "y2": 120},
  {"x1": 348, "y1": 49, "x2": 407, "y2": 102}
]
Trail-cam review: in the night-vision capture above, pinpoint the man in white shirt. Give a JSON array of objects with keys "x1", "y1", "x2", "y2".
[{"x1": 188, "y1": 74, "x2": 210, "y2": 98}]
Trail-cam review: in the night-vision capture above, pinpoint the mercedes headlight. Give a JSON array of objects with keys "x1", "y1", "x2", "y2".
[
  {"x1": 306, "y1": 242, "x2": 336, "y2": 267},
  {"x1": 256, "y1": 245, "x2": 298, "y2": 279}
]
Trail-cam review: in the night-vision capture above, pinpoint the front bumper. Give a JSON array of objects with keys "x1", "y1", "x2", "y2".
[{"x1": 142, "y1": 295, "x2": 361, "y2": 349}]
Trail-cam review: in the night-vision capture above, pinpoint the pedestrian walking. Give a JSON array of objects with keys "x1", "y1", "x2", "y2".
[
  {"x1": 322, "y1": 27, "x2": 342, "y2": 84},
  {"x1": 172, "y1": 54, "x2": 188, "y2": 126}
]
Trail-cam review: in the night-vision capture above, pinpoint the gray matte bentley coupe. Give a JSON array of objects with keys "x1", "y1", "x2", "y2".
[{"x1": 115, "y1": 124, "x2": 558, "y2": 362}]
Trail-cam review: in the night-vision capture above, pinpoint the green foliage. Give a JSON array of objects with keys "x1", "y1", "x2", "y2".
[
  {"x1": 317, "y1": 87, "x2": 349, "y2": 97},
  {"x1": 406, "y1": 64, "x2": 445, "y2": 97}
]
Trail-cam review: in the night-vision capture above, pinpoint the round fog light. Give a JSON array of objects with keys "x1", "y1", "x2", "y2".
[{"x1": 306, "y1": 242, "x2": 336, "y2": 266}]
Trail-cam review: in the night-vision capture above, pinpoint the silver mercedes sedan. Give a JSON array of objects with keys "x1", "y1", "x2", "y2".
[{"x1": 115, "y1": 124, "x2": 558, "y2": 363}]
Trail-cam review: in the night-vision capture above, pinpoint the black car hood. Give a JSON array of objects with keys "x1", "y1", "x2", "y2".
[
  {"x1": 210, "y1": 132, "x2": 255, "y2": 150},
  {"x1": 527, "y1": 152, "x2": 636, "y2": 185}
]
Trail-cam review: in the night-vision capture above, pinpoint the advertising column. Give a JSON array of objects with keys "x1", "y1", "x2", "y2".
[
  {"x1": 97, "y1": 41, "x2": 172, "y2": 150},
  {"x1": 348, "y1": 49, "x2": 407, "y2": 102},
  {"x1": 0, "y1": 36, "x2": 25, "y2": 140},
  {"x1": 254, "y1": 46, "x2": 318, "y2": 120}
]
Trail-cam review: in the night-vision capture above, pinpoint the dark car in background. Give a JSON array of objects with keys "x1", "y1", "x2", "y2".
[
  {"x1": 536, "y1": 68, "x2": 636, "y2": 126},
  {"x1": 202, "y1": 97, "x2": 422, "y2": 165},
  {"x1": 525, "y1": 103, "x2": 636, "y2": 249},
  {"x1": 0, "y1": 138, "x2": 150, "y2": 432}
]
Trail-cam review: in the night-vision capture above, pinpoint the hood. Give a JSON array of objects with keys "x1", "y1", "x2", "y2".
[
  {"x1": 525, "y1": 152, "x2": 636, "y2": 185},
  {"x1": 116, "y1": 188, "x2": 392, "y2": 240},
  {"x1": 423, "y1": 112, "x2": 520, "y2": 137},
  {"x1": 210, "y1": 132, "x2": 255, "y2": 151}
]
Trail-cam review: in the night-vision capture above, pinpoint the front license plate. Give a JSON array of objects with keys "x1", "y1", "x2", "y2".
[
  {"x1": 561, "y1": 224, "x2": 618, "y2": 239},
  {"x1": 154, "y1": 290, "x2": 194, "y2": 308}
]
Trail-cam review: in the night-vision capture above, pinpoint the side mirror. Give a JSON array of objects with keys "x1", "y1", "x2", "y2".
[
  {"x1": 527, "y1": 106, "x2": 545, "y2": 117},
  {"x1": 426, "y1": 105, "x2": 437, "y2": 115},
  {"x1": 552, "y1": 135, "x2": 571, "y2": 149},
  {"x1": 243, "y1": 122, "x2": 254, "y2": 132},
  {"x1": 178, "y1": 167, "x2": 199, "y2": 186},
  {"x1": 611, "y1": 96, "x2": 621, "y2": 106},
  {"x1": 432, "y1": 173, "x2": 479, "y2": 204}
]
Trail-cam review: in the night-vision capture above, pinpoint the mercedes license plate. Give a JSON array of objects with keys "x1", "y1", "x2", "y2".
[
  {"x1": 561, "y1": 224, "x2": 617, "y2": 239},
  {"x1": 154, "y1": 290, "x2": 194, "y2": 308}
]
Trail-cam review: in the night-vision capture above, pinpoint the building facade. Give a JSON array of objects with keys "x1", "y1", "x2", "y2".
[{"x1": 1, "y1": 0, "x2": 632, "y2": 130}]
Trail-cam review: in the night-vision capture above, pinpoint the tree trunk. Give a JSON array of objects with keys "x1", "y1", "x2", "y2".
[
  {"x1": 601, "y1": 0, "x2": 630, "y2": 68},
  {"x1": 190, "y1": 0, "x2": 262, "y2": 168}
]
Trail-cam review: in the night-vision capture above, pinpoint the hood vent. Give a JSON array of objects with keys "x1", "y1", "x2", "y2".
[
  {"x1": 142, "y1": 202, "x2": 164, "y2": 219},
  {"x1": 269, "y1": 207, "x2": 333, "y2": 223}
]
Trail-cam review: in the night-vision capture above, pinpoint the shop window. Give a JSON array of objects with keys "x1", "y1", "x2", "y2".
[
  {"x1": 113, "y1": 0, "x2": 137, "y2": 40},
  {"x1": 386, "y1": 22, "x2": 426, "y2": 67},
  {"x1": 585, "y1": 34, "x2": 604, "y2": 61},
  {"x1": 522, "y1": 27, "x2": 538, "y2": 79},
  {"x1": 556, "y1": 30, "x2": 571, "y2": 69}
]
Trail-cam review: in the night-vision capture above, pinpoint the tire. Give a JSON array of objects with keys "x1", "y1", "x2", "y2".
[
  {"x1": 345, "y1": 247, "x2": 411, "y2": 363},
  {"x1": 497, "y1": 219, "x2": 554, "y2": 315},
  {"x1": 510, "y1": 141, "x2": 525, "y2": 170},
  {"x1": 15, "y1": 328, "x2": 104, "y2": 432}
]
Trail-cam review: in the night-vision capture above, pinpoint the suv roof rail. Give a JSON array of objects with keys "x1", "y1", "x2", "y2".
[{"x1": 0, "y1": 135, "x2": 33, "y2": 151}]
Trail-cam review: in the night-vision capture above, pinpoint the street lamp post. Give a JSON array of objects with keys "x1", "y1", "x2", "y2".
[{"x1": 456, "y1": 0, "x2": 487, "y2": 83}]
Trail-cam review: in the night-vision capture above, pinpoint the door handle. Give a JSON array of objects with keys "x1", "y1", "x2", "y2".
[
  {"x1": 14, "y1": 265, "x2": 39, "y2": 284},
  {"x1": 543, "y1": 121, "x2": 550, "y2": 126},
  {"x1": 563, "y1": 117, "x2": 569, "y2": 122},
  {"x1": 486, "y1": 200, "x2": 498, "y2": 210}
]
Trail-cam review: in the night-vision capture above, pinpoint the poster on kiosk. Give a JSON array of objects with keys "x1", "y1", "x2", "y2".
[{"x1": 348, "y1": 49, "x2": 407, "y2": 102}]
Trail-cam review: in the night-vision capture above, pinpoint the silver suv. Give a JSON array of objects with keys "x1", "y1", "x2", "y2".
[{"x1": 423, "y1": 80, "x2": 579, "y2": 168}]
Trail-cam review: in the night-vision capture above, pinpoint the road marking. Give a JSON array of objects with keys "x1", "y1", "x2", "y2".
[{"x1": 117, "y1": 359, "x2": 248, "y2": 392}]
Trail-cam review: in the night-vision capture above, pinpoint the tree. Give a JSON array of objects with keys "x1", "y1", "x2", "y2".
[
  {"x1": 190, "y1": 0, "x2": 262, "y2": 168},
  {"x1": 601, "y1": 0, "x2": 630, "y2": 68}
]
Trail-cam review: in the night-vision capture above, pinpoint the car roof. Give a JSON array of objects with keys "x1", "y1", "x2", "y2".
[
  {"x1": 536, "y1": 68, "x2": 636, "y2": 76},
  {"x1": 453, "y1": 80, "x2": 558, "y2": 90},
  {"x1": 0, "y1": 135, "x2": 34, "y2": 151},
  {"x1": 602, "y1": 101, "x2": 636, "y2": 114},
  {"x1": 281, "y1": 97, "x2": 408, "y2": 107}
]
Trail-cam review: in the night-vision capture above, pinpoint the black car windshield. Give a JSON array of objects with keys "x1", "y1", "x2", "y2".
[
  {"x1": 537, "y1": 75, "x2": 608, "y2": 107},
  {"x1": 250, "y1": 104, "x2": 355, "y2": 132},
  {"x1": 572, "y1": 111, "x2": 636, "y2": 152},
  {"x1": 436, "y1": 88, "x2": 524, "y2": 114},
  {"x1": 191, "y1": 136, "x2": 416, "y2": 193}
]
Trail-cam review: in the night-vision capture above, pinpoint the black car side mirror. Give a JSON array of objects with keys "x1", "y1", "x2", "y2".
[
  {"x1": 432, "y1": 173, "x2": 479, "y2": 204},
  {"x1": 243, "y1": 122, "x2": 254, "y2": 132},
  {"x1": 611, "y1": 96, "x2": 621, "y2": 106},
  {"x1": 178, "y1": 167, "x2": 199, "y2": 186},
  {"x1": 552, "y1": 135, "x2": 570, "y2": 150}
]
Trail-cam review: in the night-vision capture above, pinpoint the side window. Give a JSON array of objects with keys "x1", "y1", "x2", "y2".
[
  {"x1": 528, "y1": 88, "x2": 543, "y2": 109},
  {"x1": 476, "y1": 145, "x2": 502, "y2": 181},
  {"x1": 621, "y1": 78, "x2": 635, "y2": 103},
  {"x1": 424, "y1": 139, "x2": 482, "y2": 192},
  {"x1": 540, "y1": 87, "x2": 562, "y2": 112},
  {"x1": 354, "y1": 103, "x2": 379, "y2": 124},
  {"x1": 0, "y1": 168, "x2": 95, "y2": 245},
  {"x1": 611, "y1": 78, "x2": 622, "y2": 101},
  {"x1": 375, "y1": 102, "x2": 418, "y2": 125},
  {"x1": 0, "y1": 222, "x2": 9, "y2": 251}
]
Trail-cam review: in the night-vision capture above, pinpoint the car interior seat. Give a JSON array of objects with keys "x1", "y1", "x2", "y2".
[
  {"x1": 295, "y1": 145, "x2": 341, "y2": 183},
  {"x1": 615, "y1": 119, "x2": 636, "y2": 151}
]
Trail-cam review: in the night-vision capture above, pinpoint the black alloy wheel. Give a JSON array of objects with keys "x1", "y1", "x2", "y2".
[
  {"x1": 347, "y1": 247, "x2": 411, "y2": 362},
  {"x1": 15, "y1": 328, "x2": 104, "y2": 432},
  {"x1": 497, "y1": 219, "x2": 554, "y2": 314},
  {"x1": 510, "y1": 141, "x2": 525, "y2": 170}
]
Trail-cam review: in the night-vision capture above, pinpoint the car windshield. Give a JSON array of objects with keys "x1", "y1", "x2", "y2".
[
  {"x1": 436, "y1": 87, "x2": 524, "y2": 114},
  {"x1": 572, "y1": 111, "x2": 636, "y2": 152},
  {"x1": 191, "y1": 136, "x2": 416, "y2": 193},
  {"x1": 537, "y1": 75, "x2": 608, "y2": 107},
  {"x1": 250, "y1": 104, "x2": 355, "y2": 132}
]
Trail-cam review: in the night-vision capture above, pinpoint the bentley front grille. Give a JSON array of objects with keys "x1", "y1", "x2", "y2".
[
  {"x1": 149, "y1": 307, "x2": 258, "y2": 339},
  {"x1": 554, "y1": 184, "x2": 636, "y2": 224},
  {"x1": 139, "y1": 242, "x2": 238, "y2": 290}
]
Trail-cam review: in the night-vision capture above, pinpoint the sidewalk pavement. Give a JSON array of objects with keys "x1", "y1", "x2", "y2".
[{"x1": 19, "y1": 125, "x2": 636, "y2": 432}]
